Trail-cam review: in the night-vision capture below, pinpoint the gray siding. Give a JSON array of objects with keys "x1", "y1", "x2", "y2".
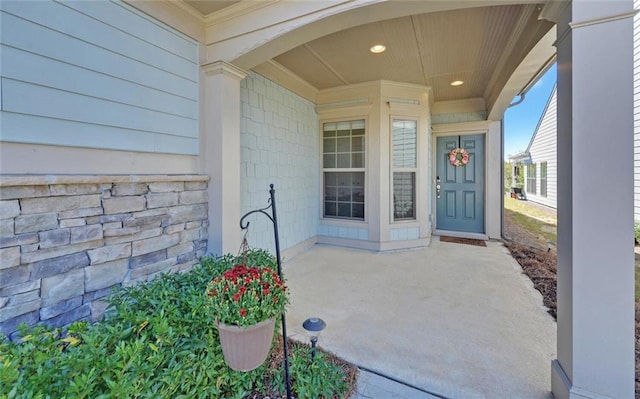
[
  {"x1": 0, "y1": 0, "x2": 199, "y2": 155},
  {"x1": 240, "y1": 72, "x2": 320, "y2": 252},
  {"x1": 527, "y1": 87, "x2": 557, "y2": 209},
  {"x1": 634, "y1": 0, "x2": 640, "y2": 220}
]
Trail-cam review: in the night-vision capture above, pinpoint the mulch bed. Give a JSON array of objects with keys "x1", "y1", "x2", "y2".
[
  {"x1": 504, "y1": 241, "x2": 640, "y2": 397},
  {"x1": 504, "y1": 242, "x2": 557, "y2": 319}
]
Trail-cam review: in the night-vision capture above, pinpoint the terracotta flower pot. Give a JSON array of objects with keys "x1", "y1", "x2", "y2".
[{"x1": 216, "y1": 318, "x2": 275, "y2": 371}]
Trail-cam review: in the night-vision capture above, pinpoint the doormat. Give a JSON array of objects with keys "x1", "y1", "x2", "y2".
[{"x1": 439, "y1": 236, "x2": 487, "y2": 247}]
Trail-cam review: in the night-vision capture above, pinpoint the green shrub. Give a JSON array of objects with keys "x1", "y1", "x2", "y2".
[
  {"x1": 270, "y1": 341, "x2": 352, "y2": 398},
  {"x1": 0, "y1": 250, "x2": 354, "y2": 399},
  {"x1": 635, "y1": 222, "x2": 640, "y2": 245}
]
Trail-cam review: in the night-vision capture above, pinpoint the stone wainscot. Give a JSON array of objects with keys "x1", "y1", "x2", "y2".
[{"x1": 0, "y1": 175, "x2": 209, "y2": 340}]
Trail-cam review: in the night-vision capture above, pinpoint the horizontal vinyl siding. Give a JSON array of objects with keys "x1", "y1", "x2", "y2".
[
  {"x1": 527, "y1": 87, "x2": 557, "y2": 209},
  {"x1": 0, "y1": 0, "x2": 199, "y2": 155},
  {"x1": 635, "y1": 0, "x2": 640, "y2": 220}
]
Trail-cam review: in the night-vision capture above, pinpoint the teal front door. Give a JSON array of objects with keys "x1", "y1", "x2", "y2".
[{"x1": 436, "y1": 134, "x2": 484, "y2": 233}]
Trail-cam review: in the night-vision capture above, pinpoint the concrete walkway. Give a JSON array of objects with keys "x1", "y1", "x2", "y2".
[{"x1": 283, "y1": 238, "x2": 556, "y2": 399}]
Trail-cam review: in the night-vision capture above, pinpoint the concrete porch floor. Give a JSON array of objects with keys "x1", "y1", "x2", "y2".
[{"x1": 283, "y1": 238, "x2": 557, "y2": 399}]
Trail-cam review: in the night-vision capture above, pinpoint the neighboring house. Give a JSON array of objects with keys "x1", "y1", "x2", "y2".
[
  {"x1": 524, "y1": 85, "x2": 557, "y2": 209},
  {"x1": 0, "y1": 1, "x2": 634, "y2": 397},
  {"x1": 507, "y1": 150, "x2": 528, "y2": 193}
]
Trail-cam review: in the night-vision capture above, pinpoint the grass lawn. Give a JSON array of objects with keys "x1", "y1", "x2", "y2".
[{"x1": 504, "y1": 197, "x2": 557, "y2": 245}]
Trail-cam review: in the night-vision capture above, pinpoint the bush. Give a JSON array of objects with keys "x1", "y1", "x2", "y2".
[
  {"x1": 635, "y1": 222, "x2": 640, "y2": 245},
  {"x1": 0, "y1": 250, "x2": 354, "y2": 399}
]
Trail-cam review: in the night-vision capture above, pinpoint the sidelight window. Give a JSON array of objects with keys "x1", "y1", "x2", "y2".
[{"x1": 392, "y1": 119, "x2": 417, "y2": 220}]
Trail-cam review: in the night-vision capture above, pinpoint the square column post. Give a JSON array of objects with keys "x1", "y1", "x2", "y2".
[
  {"x1": 552, "y1": 1, "x2": 635, "y2": 398},
  {"x1": 202, "y1": 61, "x2": 248, "y2": 255}
]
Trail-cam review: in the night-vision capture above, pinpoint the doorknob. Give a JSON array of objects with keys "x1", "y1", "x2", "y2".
[{"x1": 436, "y1": 176, "x2": 441, "y2": 199}]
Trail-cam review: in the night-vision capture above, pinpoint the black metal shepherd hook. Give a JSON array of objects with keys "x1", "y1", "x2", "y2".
[{"x1": 239, "y1": 184, "x2": 291, "y2": 399}]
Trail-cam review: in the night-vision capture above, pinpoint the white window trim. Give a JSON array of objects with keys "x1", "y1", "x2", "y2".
[{"x1": 319, "y1": 117, "x2": 369, "y2": 223}]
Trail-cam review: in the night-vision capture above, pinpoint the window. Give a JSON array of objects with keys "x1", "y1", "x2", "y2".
[
  {"x1": 323, "y1": 120, "x2": 365, "y2": 220},
  {"x1": 392, "y1": 120, "x2": 417, "y2": 220},
  {"x1": 540, "y1": 162, "x2": 547, "y2": 197},
  {"x1": 527, "y1": 163, "x2": 537, "y2": 195}
]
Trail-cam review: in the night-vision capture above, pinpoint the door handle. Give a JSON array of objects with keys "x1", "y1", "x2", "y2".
[{"x1": 436, "y1": 176, "x2": 441, "y2": 199}]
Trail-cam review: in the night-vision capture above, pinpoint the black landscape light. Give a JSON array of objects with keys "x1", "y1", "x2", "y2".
[{"x1": 302, "y1": 317, "x2": 326, "y2": 360}]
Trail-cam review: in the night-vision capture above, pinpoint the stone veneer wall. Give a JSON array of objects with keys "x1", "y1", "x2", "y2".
[
  {"x1": 240, "y1": 72, "x2": 320, "y2": 251},
  {"x1": 0, "y1": 175, "x2": 209, "y2": 340}
]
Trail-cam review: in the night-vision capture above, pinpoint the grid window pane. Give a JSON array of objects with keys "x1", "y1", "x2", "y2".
[
  {"x1": 352, "y1": 153, "x2": 364, "y2": 168},
  {"x1": 337, "y1": 154, "x2": 350, "y2": 168},
  {"x1": 337, "y1": 137, "x2": 350, "y2": 152},
  {"x1": 324, "y1": 138, "x2": 336, "y2": 153},
  {"x1": 393, "y1": 172, "x2": 415, "y2": 220},
  {"x1": 324, "y1": 171, "x2": 365, "y2": 220},
  {"x1": 352, "y1": 136, "x2": 364, "y2": 151},
  {"x1": 325, "y1": 186, "x2": 337, "y2": 201},
  {"x1": 322, "y1": 120, "x2": 366, "y2": 170},
  {"x1": 323, "y1": 120, "x2": 366, "y2": 221},
  {"x1": 352, "y1": 204, "x2": 365, "y2": 219},
  {"x1": 323, "y1": 154, "x2": 336, "y2": 168},
  {"x1": 324, "y1": 202, "x2": 336, "y2": 216},
  {"x1": 337, "y1": 203, "x2": 351, "y2": 217}
]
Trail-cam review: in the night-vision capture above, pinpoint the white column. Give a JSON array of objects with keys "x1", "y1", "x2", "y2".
[
  {"x1": 201, "y1": 61, "x2": 248, "y2": 256},
  {"x1": 552, "y1": 2, "x2": 635, "y2": 398}
]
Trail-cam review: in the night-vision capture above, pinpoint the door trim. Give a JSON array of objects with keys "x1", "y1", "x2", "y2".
[{"x1": 432, "y1": 121, "x2": 491, "y2": 236}]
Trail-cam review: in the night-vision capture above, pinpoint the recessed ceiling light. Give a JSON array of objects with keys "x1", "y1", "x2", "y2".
[
  {"x1": 450, "y1": 80, "x2": 464, "y2": 86},
  {"x1": 370, "y1": 44, "x2": 386, "y2": 54}
]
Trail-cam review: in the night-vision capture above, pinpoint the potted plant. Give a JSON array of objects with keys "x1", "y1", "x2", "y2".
[{"x1": 206, "y1": 263, "x2": 288, "y2": 371}]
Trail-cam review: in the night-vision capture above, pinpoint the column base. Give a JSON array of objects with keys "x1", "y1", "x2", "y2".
[{"x1": 551, "y1": 360, "x2": 613, "y2": 399}]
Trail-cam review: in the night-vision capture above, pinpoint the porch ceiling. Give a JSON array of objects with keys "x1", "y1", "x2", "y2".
[
  {"x1": 183, "y1": 0, "x2": 240, "y2": 16},
  {"x1": 274, "y1": 5, "x2": 530, "y2": 102},
  {"x1": 184, "y1": 1, "x2": 554, "y2": 105}
]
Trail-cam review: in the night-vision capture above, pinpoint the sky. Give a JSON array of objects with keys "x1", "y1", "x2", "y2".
[{"x1": 503, "y1": 63, "x2": 557, "y2": 160}]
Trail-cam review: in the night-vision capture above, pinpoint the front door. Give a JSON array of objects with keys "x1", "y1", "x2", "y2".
[{"x1": 435, "y1": 134, "x2": 484, "y2": 233}]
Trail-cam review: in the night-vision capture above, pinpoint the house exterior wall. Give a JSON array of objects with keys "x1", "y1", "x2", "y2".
[
  {"x1": 240, "y1": 72, "x2": 320, "y2": 253},
  {"x1": 634, "y1": 0, "x2": 640, "y2": 221},
  {"x1": 0, "y1": 0, "x2": 199, "y2": 155},
  {"x1": 527, "y1": 87, "x2": 557, "y2": 209},
  {"x1": 0, "y1": 175, "x2": 209, "y2": 340},
  {"x1": 0, "y1": 1, "x2": 211, "y2": 338},
  {"x1": 315, "y1": 81, "x2": 432, "y2": 251}
]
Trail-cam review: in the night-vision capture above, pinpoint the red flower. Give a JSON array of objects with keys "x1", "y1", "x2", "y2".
[
  {"x1": 238, "y1": 286, "x2": 247, "y2": 294},
  {"x1": 263, "y1": 288, "x2": 270, "y2": 296},
  {"x1": 273, "y1": 297, "x2": 278, "y2": 303},
  {"x1": 207, "y1": 290, "x2": 217, "y2": 297},
  {"x1": 233, "y1": 293, "x2": 242, "y2": 302},
  {"x1": 239, "y1": 308, "x2": 247, "y2": 317}
]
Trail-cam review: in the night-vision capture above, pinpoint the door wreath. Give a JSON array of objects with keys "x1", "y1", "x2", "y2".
[{"x1": 449, "y1": 148, "x2": 470, "y2": 167}]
